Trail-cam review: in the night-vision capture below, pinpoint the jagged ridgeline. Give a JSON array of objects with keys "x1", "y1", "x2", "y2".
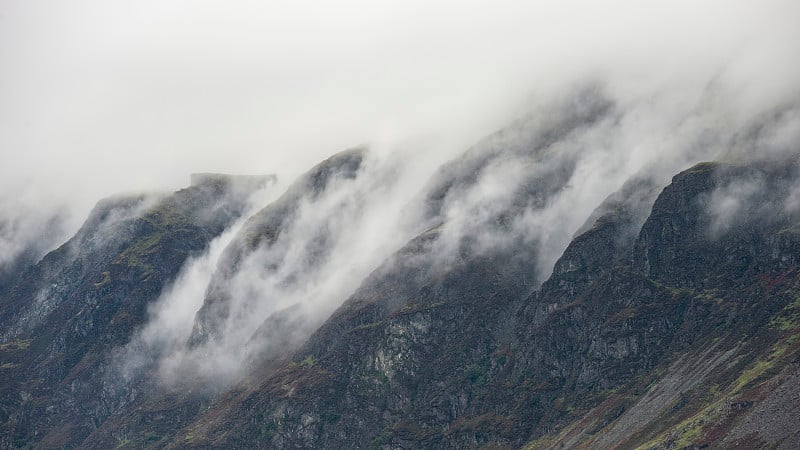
[
  {"x1": 2, "y1": 100, "x2": 800, "y2": 449},
  {"x1": 145, "y1": 159, "x2": 800, "y2": 450}
]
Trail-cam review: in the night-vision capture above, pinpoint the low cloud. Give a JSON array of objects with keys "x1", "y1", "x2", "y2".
[
  {"x1": 119, "y1": 150, "x2": 449, "y2": 386},
  {"x1": 123, "y1": 82, "x2": 800, "y2": 389},
  {"x1": 1, "y1": 1, "x2": 798, "y2": 388}
]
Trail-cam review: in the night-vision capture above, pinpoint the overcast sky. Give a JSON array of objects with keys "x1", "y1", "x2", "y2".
[
  {"x1": 1, "y1": 0, "x2": 799, "y2": 235},
  {"x1": 2, "y1": 0, "x2": 800, "y2": 387}
]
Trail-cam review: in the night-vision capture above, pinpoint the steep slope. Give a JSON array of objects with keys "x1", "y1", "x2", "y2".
[
  {"x1": 76, "y1": 149, "x2": 369, "y2": 449},
  {"x1": 72, "y1": 92, "x2": 616, "y2": 449},
  {"x1": 154, "y1": 158, "x2": 800, "y2": 449},
  {"x1": 0, "y1": 174, "x2": 271, "y2": 449},
  {"x1": 529, "y1": 160, "x2": 800, "y2": 449},
  {"x1": 142, "y1": 118, "x2": 632, "y2": 448},
  {"x1": 3, "y1": 119, "x2": 798, "y2": 449}
]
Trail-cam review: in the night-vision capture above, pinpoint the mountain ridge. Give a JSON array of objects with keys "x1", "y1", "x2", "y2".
[{"x1": 1, "y1": 136, "x2": 799, "y2": 449}]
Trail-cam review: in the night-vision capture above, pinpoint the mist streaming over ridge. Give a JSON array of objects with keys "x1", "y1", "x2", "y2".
[
  {"x1": 125, "y1": 148, "x2": 451, "y2": 385},
  {"x1": 115, "y1": 182, "x2": 281, "y2": 384},
  {"x1": 2, "y1": 0, "x2": 799, "y2": 268},
  {"x1": 3, "y1": 0, "x2": 800, "y2": 402},
  {"x1": 113, "y1": 85, "x2": 800, "y2": 388},
  {"x1": 3, "y1": 2, "x2": 800, "y2": 447}
]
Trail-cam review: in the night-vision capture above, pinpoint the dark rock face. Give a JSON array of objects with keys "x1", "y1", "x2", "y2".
[
  {"x1": 541, "y1": 160, "x2": 800, "y2": 449},
  {"x1": 150, "y1": 158, "x2": 800, "y2": 450},
  {"x1": 542, "y1": 175, "x2": 662, "y2": 301},
  {"x1": 2, "y1": 132, "x2": 800, "y2": 449},
  {"x1": 0, "y1": 175, "x2": 269, "y2": 449},
  {"x1": 635, "y1": 161, "x2": 800, "y2": 287}
]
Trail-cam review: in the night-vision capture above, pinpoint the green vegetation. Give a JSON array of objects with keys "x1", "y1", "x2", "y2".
[
  {"x1": 143, "y1": 202, "x2": 192, "y2": 228},
  {"x1": 666, "y1": 286, "x2": 694, "y2": 298},
  {"x1": 93, "y1": 271, "x2": 111, "y2": 288},
  {"x1": 111, "y1": 200, "x2": 197, "y2": 277},
  {"x1": 445, "y1": 413, "x2": 515, "y2": 437},
  {"x1": 694, "y1": 288, "x2": 724, "y2": 303},
  {"x1": 355, "y1": 321, "x2": 385, "y2": 331},
  {"x1": 638, "y1": 332, "x2": 798, "y2": 449},
  {"x1": 606, "y1": 307, "x2": 637, "y2": 324},
  {"x1": 770, "y1": 296, "x2": 800, "y2": 332},
  {"x1": 114, "y1": 234, "x2": 162, "y2": 275},
  {"x1": 466, "y1": 362, "x2": 490, "y2": 386},
  {"x1": 288, "y1": 354, "x2": 318, "y2": 369},
  {"x1": 143, "y1": 431, "x2": 161, "y2": 443},
  {"x1": 396, "y1": 301, "x2": 446, "y2": 316},
  {"x1": 301, "y1": 354, "x2": 317, "y2": 367},
  {"x1": 0, "y1": 339, "x2": 32, "y2": 351},
  {"x1": 369, "y1": 428, "x2": 392, "y2": 447},
  {"x1": 260, "y1": 421, "x2": 277, "y2": 440},
  {"x1": 664, "y1": 286, "x2": 723, "y2": 303}
]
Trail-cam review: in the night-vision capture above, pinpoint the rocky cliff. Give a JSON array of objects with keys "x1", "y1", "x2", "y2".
[{"x1": 1, "y1": 132, "x2": 799, "y2": 450}]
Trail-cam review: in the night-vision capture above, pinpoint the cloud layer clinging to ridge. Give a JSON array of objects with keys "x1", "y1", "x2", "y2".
[{"x1": 2, "y1": 0, "x2": 800, "y2": 385}]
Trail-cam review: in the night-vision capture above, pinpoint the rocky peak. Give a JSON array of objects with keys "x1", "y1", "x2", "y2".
[{"x1": 634, "y1": 159, "x2": 800, "y2": 287}]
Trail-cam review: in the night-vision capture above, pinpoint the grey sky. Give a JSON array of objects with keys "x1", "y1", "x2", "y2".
[
  {"x1": 2, "y1": 0, "x2": 799, "y2": 386},
  {"x1": 1, "y1": 0, "x2": 798, "y2": 253}
]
